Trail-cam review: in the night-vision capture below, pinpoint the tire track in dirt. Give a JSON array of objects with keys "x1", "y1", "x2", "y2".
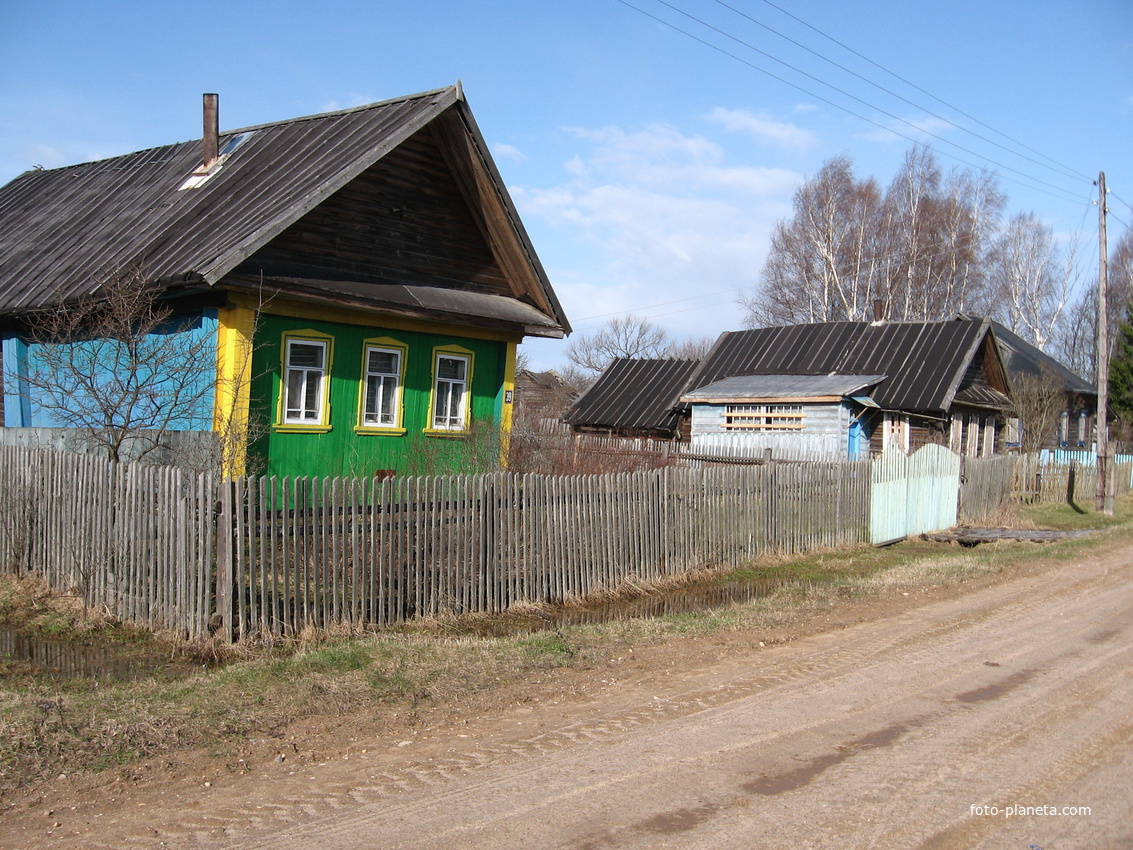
[
  {"x1": 5, "y1": 543, "x2": 1129, "y2": 849},
  {"x1": 201, "y1": 545, "x2": 1133, "y2": 850}
]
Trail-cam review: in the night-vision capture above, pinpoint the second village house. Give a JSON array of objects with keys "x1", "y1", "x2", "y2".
[{"x1": 566, "y1": 315, "x2": 1020, "y2": 458}]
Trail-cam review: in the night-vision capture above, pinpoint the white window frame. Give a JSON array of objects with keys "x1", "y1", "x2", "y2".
[
  {"x1": 431, "y1": 352, "x2": 471, "y2": 432},
  {"x1": 281, "y1": 336, "x2": 330, "y2": 427},
  {"x1": 361, "y1": 344, "x2": 402, "y2": 429},
  {"x1": 722, "y1": 403, "x2": 805, "y2": 431}
]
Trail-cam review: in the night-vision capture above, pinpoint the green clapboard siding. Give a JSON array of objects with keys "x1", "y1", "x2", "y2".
[{"x1": 248, "y1": 313, "x2": 508, "y2": 478}]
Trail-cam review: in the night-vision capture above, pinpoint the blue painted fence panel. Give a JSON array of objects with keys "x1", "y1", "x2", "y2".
[{"x1": 871, "y1": 444, "x2": 961, "y2": 545}]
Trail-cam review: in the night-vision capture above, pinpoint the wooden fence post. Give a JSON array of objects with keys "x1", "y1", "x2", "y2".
[{"x1": 215, "y1": 478, "x2": 235, "y2": 642}]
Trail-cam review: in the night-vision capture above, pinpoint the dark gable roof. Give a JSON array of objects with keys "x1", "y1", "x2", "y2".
[
  {"x1": 0, "y1": 84, "x2": 568, "y2": 336},
  {"x1": 983, "y1": 320, "x2": 1096, "y2": 398},
  {"x1": 690, "y1": 319, "x2": 1008, "y2": 413},
  {"x1": 565, "y1": 358, "x2": 700, "y2": 434}
]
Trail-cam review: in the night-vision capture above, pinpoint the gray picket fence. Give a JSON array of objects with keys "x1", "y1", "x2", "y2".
[{"x1": 2, "y1": 444, "x2": 1124, "y2": 641}]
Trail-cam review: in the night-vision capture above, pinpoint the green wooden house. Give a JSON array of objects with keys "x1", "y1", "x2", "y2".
[{"x1": 0, "y1": 85, "x2": 570, "y2": 476}]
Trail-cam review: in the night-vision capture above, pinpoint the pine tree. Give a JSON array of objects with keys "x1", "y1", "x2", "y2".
[{"x1": 1109, "y1": 303, "x2": 1133, "y2": 427}]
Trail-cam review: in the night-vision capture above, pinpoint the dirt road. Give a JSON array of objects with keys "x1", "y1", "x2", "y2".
[{"x1": 6, "y1": 540, "x2": 1133, "y2": 849}]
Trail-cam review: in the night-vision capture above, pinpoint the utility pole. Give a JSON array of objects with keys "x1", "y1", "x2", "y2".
[{"x1": 1096, "y1": 171, "x2": 1114, "y2": 514}]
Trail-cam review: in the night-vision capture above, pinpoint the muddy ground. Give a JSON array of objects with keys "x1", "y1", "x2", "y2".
[{"x1": 2, "y1": 535, "x2": 1130, "y2": 849}]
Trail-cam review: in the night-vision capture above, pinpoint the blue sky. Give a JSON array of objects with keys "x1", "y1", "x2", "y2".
[{"x1": 2, "y1": 0, "x2": 1130, "y2": 370}]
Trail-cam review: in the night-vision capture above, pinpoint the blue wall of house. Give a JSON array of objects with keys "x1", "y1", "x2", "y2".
[
  {"x1": 1, "y1": 310, "x2": 218, "y2": 429},
  {"x1": 688, "y1": 400, "x2": 860, "y2": 457}
]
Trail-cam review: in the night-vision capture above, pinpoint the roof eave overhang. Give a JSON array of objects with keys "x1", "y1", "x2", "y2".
[
  {"x1": 223, "y1": 278, "x2": 559, "y2": 339},
  {"x1": 680, "y1": 395, "x2": 844, "y2": 404}
]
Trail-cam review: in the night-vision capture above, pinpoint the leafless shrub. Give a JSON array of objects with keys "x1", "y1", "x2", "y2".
[{"x1": 20, "y1": 268, "x2": 216, "y2": 464}]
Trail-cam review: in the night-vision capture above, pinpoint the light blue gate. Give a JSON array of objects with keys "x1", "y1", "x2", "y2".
[{"x1": 871, "y1": 444, "x2": 961, "y2": 545}]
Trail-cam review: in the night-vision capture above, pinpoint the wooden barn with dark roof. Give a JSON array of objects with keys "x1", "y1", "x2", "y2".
[
  {"x1": 0, "y1": 85, "x2": 569, "y2": 476},
  {"x1": 566, "y1": 318, "x2": 1015, "y2": 457}
]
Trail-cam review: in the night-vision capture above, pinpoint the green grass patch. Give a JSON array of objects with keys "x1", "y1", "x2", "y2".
[{"x1": 1018, "y1": 494, "x2": 1133, "y2": 530}]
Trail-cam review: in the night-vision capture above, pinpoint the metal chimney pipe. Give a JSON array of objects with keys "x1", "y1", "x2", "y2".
[
  {"x1": 203, "y1": 93, "x2": 219, "y2": 168},
  {"x1": 873, "y1": 299, "x2": 884, "y2": 323}
]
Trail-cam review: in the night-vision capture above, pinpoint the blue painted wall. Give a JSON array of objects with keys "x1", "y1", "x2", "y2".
[{"x1": 2, "y1": 309, "x2": 218, "y2": 429}]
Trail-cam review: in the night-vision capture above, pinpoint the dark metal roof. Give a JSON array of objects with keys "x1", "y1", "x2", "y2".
[
  {"x1": 0, "y1": 85, "x2": 568, "y2": 335},
  {"x1": 982, "y1": 319, "x2": 1096, "y2": 398},
  {"x1": 689, "y1": 319, "x2": 1006, "y2": 413},
  {"x1": 681, "y1": 373, "x2": 886, "y2": 402},
  {"x1": 564, "y1": 358, "x2": 700, "y2": 434}
]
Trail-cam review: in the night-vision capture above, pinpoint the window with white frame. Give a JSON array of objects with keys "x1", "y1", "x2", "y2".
[
  {"x1": 361, "y1": 345, "x2": 401, "y2": 428},
  {"x1": 723, "y1": 403, "x2": 804, "y2": 431},
  {"x1": 283, "y1": 338, "x2": 328, "y2": 424},
  {"x1": 432, "y1": 353, "x2": 469, "y2": 431}
]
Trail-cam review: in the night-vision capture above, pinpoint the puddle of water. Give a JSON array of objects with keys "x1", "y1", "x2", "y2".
[
  {"x1": 462, "y1": 577, "x2": 786, "y2": 637},
  {"x1": 956, "y1": 669, "x2": 1036, "y2": 703},
  {"x1": 0, "y1": 628, "x2": 207, "y2": 683}
]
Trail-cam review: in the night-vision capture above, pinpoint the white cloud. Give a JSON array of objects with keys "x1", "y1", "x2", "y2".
[
  {"x1": 707, "y1": 107, "x2": 816, "y2": 150},
  {"x1": 509, "y1": 122, "x2": 801, "y2": 363},
  {"x1": 490, "y1": 142, "x2": 528, "y2": 164},
  {"x1": 20, "y1": 143, "x2": 71, "y2": 170},
  {"x1": 321, "y1": 93, "x2": 379, "y2": 112}
]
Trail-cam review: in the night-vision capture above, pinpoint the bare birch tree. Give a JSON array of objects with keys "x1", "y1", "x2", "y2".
[
  {"x1": 741, "y1": 155, "x2": 882, "y2": 326},
  {"x1": 987, "y1": 212, "x2": 1078, "y2": 351},
  {"x1": 743, "y1": 147, "x2": 1003, "y2": 328},
  {"x1": 18, "y1": 268, "x2": 217, "y2": 463}
]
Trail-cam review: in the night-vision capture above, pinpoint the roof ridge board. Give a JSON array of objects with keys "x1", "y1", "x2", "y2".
[
  {"x1": 219, "y1": 85, "x2": 461, "y2": 137},
  {"x1": 0, "y1": 86, "x2": 460, "y2": 185},
  {"x1": 2, "y1": 139, "x2": 196, "y2": 182}
]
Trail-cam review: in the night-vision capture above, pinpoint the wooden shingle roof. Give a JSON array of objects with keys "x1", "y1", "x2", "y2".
[
  {"x1": 0, "y1": 85, "x2": 569, "y2": 336},
  {"x1": 564, "y1": 358, "x2": 700, "y2": 435}
]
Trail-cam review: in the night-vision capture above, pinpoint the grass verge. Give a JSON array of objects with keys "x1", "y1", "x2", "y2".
[{"x1": 1, "y1": 495, "x2": 1131, "y2": 794}]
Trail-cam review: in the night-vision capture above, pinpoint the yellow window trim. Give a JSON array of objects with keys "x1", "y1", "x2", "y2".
[
  {"x1": 276, "y1": 329, "x2": 334, "y2": 432},
  {"x1": 427, "y1": 344, "x2": 475, "y2": 435},
  {"x1": 355, "y1": 336, "x2": 409, "y2": 435}
]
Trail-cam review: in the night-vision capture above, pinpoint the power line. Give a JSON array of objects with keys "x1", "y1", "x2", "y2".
[
  {"x1": 747, "y1": 0, "x2": 1093, "y2": 184},
  {"x1": 707, "y1": 0, "x2": 1087, "y2": 185},
  {"x1": 615, "y1": 0, "x2": 1089, "y2": 205},
  {"x1": 647, "y1": 0, "x2": 1087, "y2": 199}
]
